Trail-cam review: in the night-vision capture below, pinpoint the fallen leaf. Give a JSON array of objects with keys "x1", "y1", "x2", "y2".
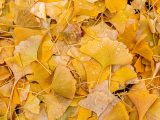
[
  {"x1": 0, "y1": 66, "x2": 11, "y2": 81},
  {"x1": 52, "y1": 65, "x2": 77, "y2": 99},
  {"x1": 14, "y1": 35, "x2": 43, "y2": 66},
  {"x1": 103, "y1": 102, "x2": 129, "y2": 120},
  {"x1": 128, "y1": 90, "x2": 158, "y2": 120},
  {"x1": 24, "y1": 93, "x2": 40, "y2": 114},
  {"x1": 26, "y1": 61, "x2": 51, "y2": 89},
  {"x1": 105, "y1": 0, "x2": 127, "y2": 13},
  {"x1": 80, "y1": 38, "x2": 132, "y2": 68},
  {"x1": 43, "y1": 92, "x2": 72, "y2": 119},
  {"x1": 77, "y1": 107, "x2": 92, "y2": 120},
  {"x1": 5, "y1": 54, "x2": 32, "y2": 81}
]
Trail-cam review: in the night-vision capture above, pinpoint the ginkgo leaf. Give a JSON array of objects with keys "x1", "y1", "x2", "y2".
[
  {"x1": 52, "y1": 65, "x2": 77, "y2": 99},
  {"x1": 83, "y1": 59, "x2": 110, "y2": 90},
  {"x1": 128, "y1": 90, "x2": 158, "y2": 120},
  {"x1": 105, "y1": 0, "x2": 127, "y2": 13},
  {"x1": 79, "y1": 91, "x2": 113, "y2": 116},
  {"x1": 74, "y1": 0, "x2": 105, "y2": 17},
  {"x1": 67, "y1": 47, "x2": 91, "y2": 61},
  {"x1": 0, "y1": 66, "x2": 11, "y2": 81},
  {"x1": 24, "y1": 103, "x2": 48, "y2": 120},
  {"x1": 83, "y1": 21, "x2": 118, "y2": 40},
  {"x1": 14, "y1": 0, "x2": 35, "y2": 8},
  {"x1": 0, "y1": 99, "x2": 7, "y2": 116},
  {"x1": 112, "y1": 65, "x2": 137, "y2": 83},
  {"x1": 14, "y1": 9, "x2": 40, "y2": 27},
  {"x1": 146, "y1": 98, "x2": 160, "y2": 120},
  {"x1": 45, "y1": 0, "x2": 68, "y2": 20},
  {"x1": 38, "y1": 34, "x2": 54, "y2": 63},
  {"x1": 109, "y1": 10, "x2": 128, "y2": 33},
  {"x1": 71, "y1": 59, "x2": 86, "y2": 82},
  {"x1": 43, "y1": 92, "x2": 72, "y2": 119},
  {"x1": 77, "y1": 107, "x2": 92, "y2": 120},
  {"x1": 137, "y1": 15, "x2": 153, "y2": 43},
  {"x1": 13, "y1": 27, "x2": 42, "y2": 45},
  {"x1": 132, "y1": 40, "x2": 153, "y2": 61},
  {"x1": 0, "y1": 40, "x2": 14, "y2": 64},
  {"x1": 103, "y1": 102, "x2": 129, "y2": 120},
  {"x1": 31, "y1": 2, "x2": 46, "y2": 20},
  {"x1": 24, "y1": 93, "x2": 40, "y2": 114},
  {"x1": 80, "y1": 38, "x2": 132, "y2": 68},
  {"x1": 14, "y1": 35, "x2": 43, "y2": 66},
  {"x1": 59, "y1": 106, "x2": 77, "y2": 120},
  {"x1": 26, "y1": 62, "x2": 51, "y2": 89},
  {"x1": 51, "y1": 2, "x2": 73, "y2": 36},
  {"x1": 5, "y1": 54, "x2": 32, "y2": 80},
  {"x1": 118, "y1": 22, "x2": 138, "y2": 50},
  {"x1": 134, "y1": 57, "x2": 145, "y2": 73},
  {"x1": 0, "y1": 81, "x2": 12, "y2": 97},
  {"x1": 83, "y1": 59, "x2": 103, "y2": 89}
]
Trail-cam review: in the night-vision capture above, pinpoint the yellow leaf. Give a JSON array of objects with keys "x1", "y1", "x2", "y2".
[
  {"x1": 52, "y1": 65, "x2": 77, "y2": 99},
  {"x1": 24, "y1": 103, "x2": 48, "y2": 120},
  {"x1": 77, "y1": 107, "x2": 92, "y2": 120},
  {"x1": 118, "y1": 23, "x2": 138, "y2": 50},
  {"x1": 110, "y1": 81, "x2": 119, "y2": 93},
  {"x1": 105, "y1": 0, "x2": 127, "y2": 13},
  {"x1": 79, "y1": 91, "x2": 113, "y2": 116},
  {"x1": 104, "y1": 102, "x2": 129, "y2": 120},
  {"x1": 80, "y1": 38, "x2": 132, "y2": 68},
  {"x1": 38, "y1": 34, "x2": 54, "y2": 63},
  {"x1": 83, "y1": 59, "x2": 109, "y2": 90},
  {"x1": 0, "y1": 40, "x2": 14, "y2": 64},
  {"x1": 0, "y1": 82, "x2": 12, "y2": 97},
  {"x1": 138, "y1": 15, "x2": 153, "y2": 43},
  {"x1": 43, "y1": 92, "x2": 71, "y2": 120},
  {"x1": 132, "y1": 40, "x2": 153, "y2": 61},
  {"x1": 111, "y1": 65, "x2": 137, "y2": 84},
  {"x1": 14, "y1": 9, "x2": 40, "y2": 27},
  {"x1": 109, "y1": 10, "x2": 128, "y2": 33},
  {"x1": 134, "y1": 57, "x2": 145, "y2": 73},
  {"x1": 83, "y1": 21, "x2": 118, "y2": 40},
  {"x1": 71, "y1": 59, "x2": 86, "y2": 82},
  {"x1": 12, "y1": 86, "x2": 21, "y2": 104},
  {"x1": 146, "y1": 98, "x2": 160, "y2": 120},
  {"x1": 51, "y1": 2, "x2": 73, "y2": 36},
  {"x1": 45, "y1": 0, "x2": 68, "y2": 20},
  {"x1": 31, "y1": 2, "x2": 46, "y2": 20},
  {"x1": 0, "y1": 66, "x2": 11, "y2": 81},
  {"x1": 74, "y1": 0, "x2": 105, "y2": 17},
  {"x1": 0, "y1": 99, "x2": 7, "y2": 116},
  {"x1": 128, "y1": 90, "x2": 158, "y2": 120},
  {"x1": 26, "y1": 62, "x2": 51, "y2": 89},
  {"x1": 24, "y1": 93, "x2": 40, "y2": 114},
  {"x1": 13, "y1": 27, "x2": 42, "y2": 45},
  {"x1": 5, "y1": 54, "x2": 32, "y2": 80},
  {"x1": 14, "y1": 35, "x2": 43, "y2": 66},
  {"x1": 67, "y1": 47, "x2": 91, "y2": 61}
]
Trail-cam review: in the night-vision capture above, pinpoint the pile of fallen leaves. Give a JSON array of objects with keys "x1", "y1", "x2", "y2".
[{"x1": 1, "y1": 0, "x2": 160, "y2": 119}]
